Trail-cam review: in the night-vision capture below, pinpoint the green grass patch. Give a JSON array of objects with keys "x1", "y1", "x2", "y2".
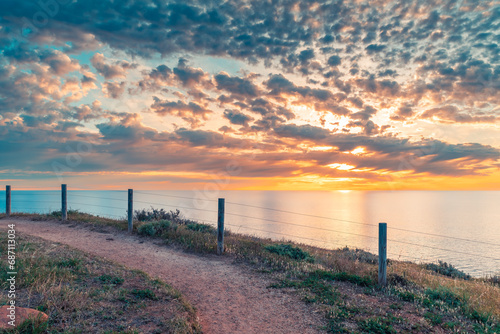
[
  {"x1": 392, "y1": 285, "x2": 500, "y2": 332},
  {"x1": 272, "y1": 276, "x2": 342, "y2": 306},
  {"x1": 99, "y1": 274, "x2": 125, "y2": 285},
  {"x1": 424, "y1": 287, "x2": 464, "y2": 308},
  {"x1": 31, "y1": 210, "x2": 129, "y2": 231},
  {"x1": 424, "y1": 311, "x2": 443, "y2": 325},
  {"x1": 308, "y1": 270, "x2": 375, "y2": 287},
  {"x1": 264, "y1": 244, "x2": 314, "y2": 262},
  {"x1": 56, "y1": 258, "x2": 81, "y2": 269},
  {"x1": 4, "y1": 316, "x2": 49, "y2": 334},
  {"x1": 358, "y1": 316, "x2": 397, "y2": 334},
  {"x1": 396, "y1": 290, "x2": 416, "y2": 302},
  {"x1": 131, "y1": 289, "x2": 158, "y2": 300}
]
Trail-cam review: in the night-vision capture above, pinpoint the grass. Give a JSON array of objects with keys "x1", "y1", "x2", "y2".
[
  {"x1": 132, "y1": 210, "x2": 500, "y2": 333},
  {"x1": 0, "y1": 232, "x2": 200, "y2": 334},
  {"x1": 2, "y1": 210, "x2": 500, "y2": 333},
  {"x1": 30, "y1": 210, "x2": 130, "y2": 232},
  {"x1": 358, "y1": 316, "x2": 398, "y2": 334},
  {"x1": 264, "y1": 244, "x2": 315, "y2": 262}
]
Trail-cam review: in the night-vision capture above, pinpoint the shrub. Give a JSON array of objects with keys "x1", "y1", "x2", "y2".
[
  {"x1": 186, "y1": 223, "x2": 216, "y2": 234},
  {"x1": 138, "y1": 223, "x2": 157, "y2": 236},
  {"x1": 49, "y1": 210, "x2": 62, "y2": 218},
  {"x1": 49, "y1": 209, "x2": 81, "y2": 218},
  {"x1": 340, "y1": 246, "x2": 378, "y2": 265},
  {"x1": 485, "y1": 275, "x2": 499, "y2": 286},
  {"x1": 425, "y1": 261, "x2": 471, "y2": 280},
  {"x1": 265, "y1": 244, "x2": 314, "y2": 262},
  {"x1": 138, "y1": 220, "x2": 172, "y2": 237},
  {"x1": 134, "y1": 207, "x2": 181, "y2": 222}
]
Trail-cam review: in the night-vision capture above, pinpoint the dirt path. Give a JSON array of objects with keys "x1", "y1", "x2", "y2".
[{"x1": 1, "y1": 218, "x2": 323, "y2": 334}]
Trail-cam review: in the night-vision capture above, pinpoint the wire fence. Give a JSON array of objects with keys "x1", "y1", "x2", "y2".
[{"x1": 1, "y1": 185, "x2": 499, "y2": 277}]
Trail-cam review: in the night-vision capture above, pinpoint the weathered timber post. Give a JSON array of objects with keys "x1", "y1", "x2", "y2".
[
  {"x1": 61, "y1": 184, "x2": 67, "y2": 221},
  {"x1": 128, "y1": 189, "x2": 133, "y2": 233},
  {"x1": 217, "y1": 198, "x2": 225, "y2": 255},
  {"x1": 378, "y1": 222, "x2": 387, "y2": 287},
  {"x1": 6, "y1": 185, "x2": 11, "y2": 216}
]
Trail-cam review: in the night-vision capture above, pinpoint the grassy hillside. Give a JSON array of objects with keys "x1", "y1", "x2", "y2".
[
  {"x1": 1, "y1": 210, "x2": 499, "y2": 333},
  {"x1": 0, "y1": 230, "x2": 200, "y2": 334}
]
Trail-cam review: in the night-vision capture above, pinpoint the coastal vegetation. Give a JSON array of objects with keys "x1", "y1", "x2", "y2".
[
  {"x1": 0, "y1": 226, "x2": 200, "y2": 334},
  {"x1": 1, "y1": 209, "x2": 499, "y2": 333}
]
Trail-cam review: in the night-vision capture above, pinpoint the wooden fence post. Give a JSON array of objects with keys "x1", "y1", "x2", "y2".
[
  {"x1": 378, "y1": 222, "x2": 387, "y2": 287},
  {"x1": 61, "y1": 184, "x2": 67, "y2": 221},
  {"x1": 128, "y1": 189, "x2": 133, "y2": 233},
  {"x1": 217, "y1": 198, "x2": 225, "y2": 255},
  {"x1": 6, "y1": 185, "x2": 11, "y2": 217}
]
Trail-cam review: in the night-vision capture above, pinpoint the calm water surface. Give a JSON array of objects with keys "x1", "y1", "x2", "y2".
[{"x1": 1, "y1": 190, "x2": 499, "y2": 276}]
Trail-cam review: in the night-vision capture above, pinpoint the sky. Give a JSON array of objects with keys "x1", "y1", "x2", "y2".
[{"x1": 0, "y1": 0, "x2": 499, "y2": 191}]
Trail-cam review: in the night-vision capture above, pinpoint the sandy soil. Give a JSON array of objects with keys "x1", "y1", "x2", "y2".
[{"x1": 0, "y1": 218, "x2": 324, "y2": 334}]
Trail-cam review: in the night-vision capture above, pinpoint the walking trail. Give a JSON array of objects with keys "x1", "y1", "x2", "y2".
[{"x1": 0, "y1": 218, "x2": 323, "y2": 334}]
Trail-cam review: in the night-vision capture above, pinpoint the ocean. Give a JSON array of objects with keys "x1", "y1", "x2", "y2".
[{"x1": 1, "y1": 189, "x2": 499, "y2": 277}]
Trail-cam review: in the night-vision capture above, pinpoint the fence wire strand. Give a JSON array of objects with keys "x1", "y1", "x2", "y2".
[
  {"x1": 135, "y1": 191, "x2": 216, "y2": 202},
  {"x1": 224, "y1": 200, "x2": 500, "y2": 248},
  {"x1": 70, "y1": 194, "x2": 128, "y2": 202},
  {"x1": 225, "y1": 223, "x2": 375, "y2": 252},
  {"x1": 226, "y1": 201, "x2": 378, "y2": 227},
  {"x1": 225, "y1": 211, "x2": 378, "y2": 240},
  {"x1": 134, "y1": 200, "x2": 218, "y2": 213}
]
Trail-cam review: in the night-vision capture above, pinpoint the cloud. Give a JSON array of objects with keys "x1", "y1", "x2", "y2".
[
  {"x1": 298, "y1": 49, "x2": 315, "y2": 64},
  {"x1": 214, "y1": 72, "x2": 259, "y2": 97},
  {"x1": 351, "y1": 105, "x2": 378, "y2": 121},
  {"x1": 134, "y1": 65, "x2": 173, "y2": 92},
  {"x1": 90, "y1": 53, "x2": 137, "y2": 79},
  {"x1": 274, "y1": 124, "x2": 331, "y2": 141},
  {"x1": 72, "y1": 101, "x2": 104, "y2": 121},
  {"x1": 327, "y1": 55, "x2": 341, "y2": 66},
  {"x1": 174, "y1": 128, "x2": 251, "y2": 149},
  {"x1": 0, "y1": 62, "x2": 68, "y2": 117},
  {"x1": 20, "y1": 114, "x2": 57, "y2": 127},
  {"x1": 103, "y1": 81, "x2": 126, "y2": 99},
  {"x1": 223, "y1": 109, "x2": 253, "y2": 126},
  {"x1": 172, "y1": 58, "x2": 210, "y2": 88},
  {"x1": 366, "y1": 44, "x2": 386, "y2": 54},
  {"x1": 265, "y1": 74, "x2": 334, "y2": 101},
  {"x1": 150, "y1": 97, "x2": 212, "y2": 127},
  {"x1": 40, "y1": 49, "x2": 81, "y2": 75},
  {"x1": 391, "y1": 103, "x2": 414, "y2": 121},
  {"x1": 421, "y1": 105, "x2": 498, "y2": 124},
  {"x1": 96, "y1": 113, "x2": 158, "y2": 141}
]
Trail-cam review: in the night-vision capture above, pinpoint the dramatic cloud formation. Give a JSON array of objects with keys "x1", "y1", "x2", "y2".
[{"x1": 0, "y1": 0, "x2": 499, "y2": 190}]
